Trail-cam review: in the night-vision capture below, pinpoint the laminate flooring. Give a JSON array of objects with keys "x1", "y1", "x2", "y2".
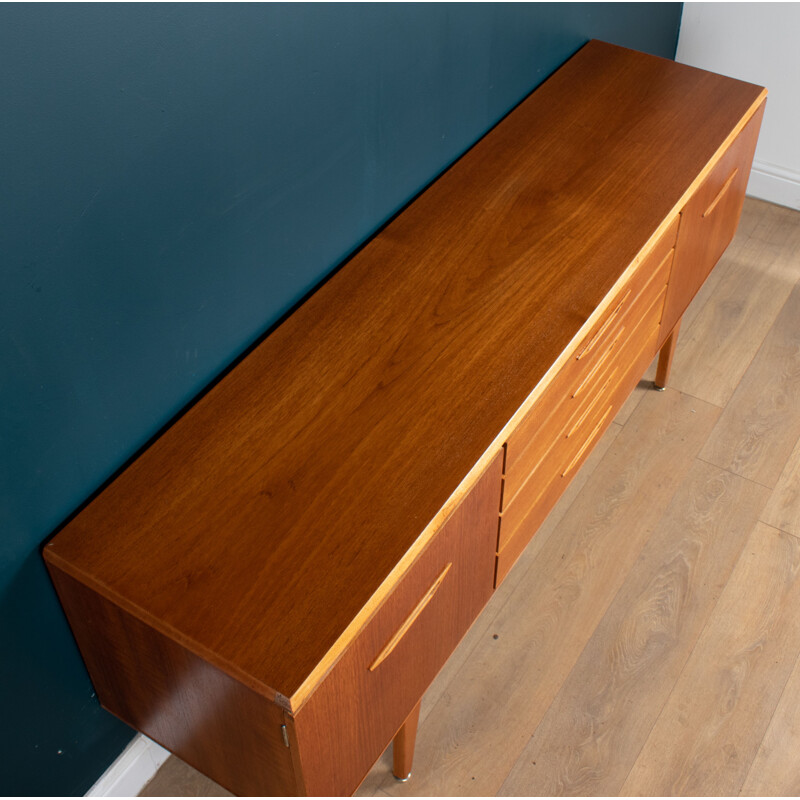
[{"x1": 139, "y1": 197, "x2": 800, "y2": 797}]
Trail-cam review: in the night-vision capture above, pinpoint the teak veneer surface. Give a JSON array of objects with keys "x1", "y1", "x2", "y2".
[{"x1": 44, "y1": 41, "x2": 766, "y2": 709}]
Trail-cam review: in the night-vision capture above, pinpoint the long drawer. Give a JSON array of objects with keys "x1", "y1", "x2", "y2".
[
  {"x1": 504, "y1": 216, "x2": 678, "y2": 506},
  {"x1": 496, "y1": 280, "x2": 668, "y2": 587}
]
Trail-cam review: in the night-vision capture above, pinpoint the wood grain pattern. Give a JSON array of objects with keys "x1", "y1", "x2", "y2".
[
  {"x1": 655, "y1": 318, "x2": 680, "y2": 389},
  {"x1": 503, "y1": 278, "x2": 667, "y2": 526},
  {"x1": 376, "y1": 390, "x2": 721, "y2": 797},
  {"x1": 498, "y1": 461, "x2": 769, "y2": 796},
  {"x1": 137, "y1": 199, "x2": 800, "y2": 799},
  {"x1": 660, "y1": 101, "x2": 765, "y2": 340},
  {"x1": 669, "y1": 228, "x2": 800, "y2": 407},
  {"x1": 392, "y1": 701, "x2": 421, "y2": 781},
  {"x1": 406, "y1": 423, "x2": 625, "y2": 738},
  {"x1": 659, "y1": 196, "x2": 776, "y2": 349},
  {"x1": 504, "y1": 216, "x2": 676, "y2": 499},
  {"x1": 47, "y1": 567, "x2": 299, "y2": 797},
  {"x1": 700, "y1": 282, "x2": 800, "y2": 487},
  {"x1": 740, "y1": 649, "x2": 800, "y2": 796},
  {"x1": 612, "y1": 359, "x2": 657, "y2": 426},
  {"x1": 44, "y1": 42, "x2": 766, "y2": 712},
  {"x1": 291, "y1": 454, "x2": 501, "y2": 797},
  {"x1": 497, "y1": 290, "x2": 665, "y2": 583},
  {"x1": 748, "y1": 195, "x2": 800, "y2": 247},
  {"x1": 368, "y1": 564, "x2": 453, "y2": 672},
  {"x1": 761, "y1": 434, "x2": 800, "y2": 538},
  {"x1": 621, "y1": 523, "x2": 800, "y2": 796}
]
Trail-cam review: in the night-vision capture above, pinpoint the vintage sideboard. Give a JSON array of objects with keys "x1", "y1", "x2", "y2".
[{"x1": 44, "y1": 41, "x2": 766, "y2": 795}]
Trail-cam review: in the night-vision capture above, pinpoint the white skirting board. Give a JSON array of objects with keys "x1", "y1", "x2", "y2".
[
  {"x1": 85, "y1": 735, "x2": 169, "y2": 797},
  {"x1": 747, "y1": 159, "x2": 800, "y2": 211}
]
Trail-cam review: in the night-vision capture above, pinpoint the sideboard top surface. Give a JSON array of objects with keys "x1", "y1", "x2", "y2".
[{"x1": 46, "y1": 41, "x2": 766, "y2": 706}]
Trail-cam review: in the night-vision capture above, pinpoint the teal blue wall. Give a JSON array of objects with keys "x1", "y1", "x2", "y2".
[{"x1": 1, "y1": 3, "x2": 682, "y2": 794}]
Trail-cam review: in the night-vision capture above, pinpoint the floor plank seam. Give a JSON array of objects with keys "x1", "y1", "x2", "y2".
[
  {"x1": 728, "y1": 277, "x2": 800, "y2": 394},
  {"x1": 758, "y1": 523, "x2": 800, "y2": 553},
  {"x1": 727, "y1": 300, "x2": 786, "y2": 395},
  {"x1": 759, "y1": 523, "x2": 800, "y2": 543},
  {"x1": 734, "y1": 630, "x2": 800, "y2": 797},
  {"x1": 618, "y1": 513, "x2": 763, "y2": 795},
  {"x1": 694, "y1": 456, "x2": 775, "y2": 490},
  {"x1": 755, "y1": 519, "x2": 799, "y2": 540},
  {"x1": 672, "y1": 387, "x2": 726, "y2": 410},
  {"x1": 669, "y1": 221, "x2": 800, "y2": 414},
  {"x1": 504, "y1": 492, "x2": 672, "y2": 797}
]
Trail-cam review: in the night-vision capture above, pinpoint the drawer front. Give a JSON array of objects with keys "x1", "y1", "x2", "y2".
[
  {"x1": 660, "y1": 101, "x2": 765, "y2": 341},
  {"x1": 292, "y1": 452, "x2": 503, "y2": 796},
  {"x1": 504, "y1": 218, "x2": 677, "y2": 504},
  {"x1": 496, "y1": 285, "x2": 666, "y2": 586}
]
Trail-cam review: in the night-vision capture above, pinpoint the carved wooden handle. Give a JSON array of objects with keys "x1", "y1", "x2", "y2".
[
  {"x1": 562, "y1": 405, "x2": 613, "y2": 478},
  {"x1": 368, "y1": 563, "x2": 452, "y2": 672},
  {"x1": 573, "y1": 328, "x2": 624, "y2": 399},
  {"x1": 577, "y1": 288, "x2": 631, "y2": 360},
  {"x1": 567, "y1": 373, "x2": 616, "y2": 439},
  {"x1": 703, "y1": 168, "x2": 738, "y2": 218}
]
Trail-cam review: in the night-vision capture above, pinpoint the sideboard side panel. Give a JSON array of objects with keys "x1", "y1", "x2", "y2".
[{"x1": 46, "y1": 566, "x2": 299, "y2": 797}]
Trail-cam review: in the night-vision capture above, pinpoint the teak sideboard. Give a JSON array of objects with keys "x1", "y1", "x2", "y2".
[{"x1": 44, "y1": 41, "x2": 766, "y2": 796}]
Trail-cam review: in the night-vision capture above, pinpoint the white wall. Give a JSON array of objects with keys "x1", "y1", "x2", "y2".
[{"x1": 677, "y1": 3, "x2": 800, "y2": 210}]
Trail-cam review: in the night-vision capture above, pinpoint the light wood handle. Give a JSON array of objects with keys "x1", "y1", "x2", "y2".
[
  {"x1": 703, "y1": 168, "x2": 738, "y2": 218},
  {"x1": 573, "y1": 328, "x2": 624, "y2": 399},
  {"x1": 567, "y1": 373, "x2": 616, "y2": 439},
  {"x1": 562, "y1": 405, "x2": 613, "y2": 478},
  {"x1": 641, "y1": 247, "x2": 675, "y2": 293},
  {"x1": 577, "y1": 288, "x2": 631, "y2": 360},
  {"x1": 368, "y1": 563, "x2": 452, "y2": 672},
  {"x1": 655, "y1": 247, "x2": 676, "y2": 276}
]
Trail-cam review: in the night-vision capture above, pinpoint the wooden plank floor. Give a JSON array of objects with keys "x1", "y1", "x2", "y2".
[{"x1": 139, "y1": 197, "x2": 800, "y2": 797}]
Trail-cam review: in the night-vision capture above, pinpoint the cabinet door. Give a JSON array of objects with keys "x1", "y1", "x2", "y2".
[
  {"x1": 291, "y1": 452, "x2": 502, "y2": 796},
  {"x1": 660, "y1": 101, "x2": 765, "y2": 341}
]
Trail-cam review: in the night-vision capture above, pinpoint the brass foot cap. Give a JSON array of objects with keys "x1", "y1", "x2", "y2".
[
  {"x1": 393, "y1": 773, "x2": 412, "y2": 783},
  {"x1": 653, "y1": 382, "x2": 666, "y2": 392}
]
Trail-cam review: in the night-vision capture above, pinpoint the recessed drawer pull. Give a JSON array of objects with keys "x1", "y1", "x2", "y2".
[
  {"x1": 561, "y1": 405, "x2": 613, "y2": 478},
  {"x1": 703, "y1": 168, "x2": 738, "y2": 218},
  {"x1": 577, "y1": 289, "x2": 631, "y2": 360},
  {"x1": 368, "y1": 563, "x2": 452, "y2": 672}
]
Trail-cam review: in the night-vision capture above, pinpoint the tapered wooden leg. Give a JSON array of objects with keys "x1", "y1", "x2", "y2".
[
  {"x1": 655, "y1": 318, "x2": 682, "y2": 390},
  {"x1": 392, "y1": 700, "x2": 421, "y2": 782}
]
